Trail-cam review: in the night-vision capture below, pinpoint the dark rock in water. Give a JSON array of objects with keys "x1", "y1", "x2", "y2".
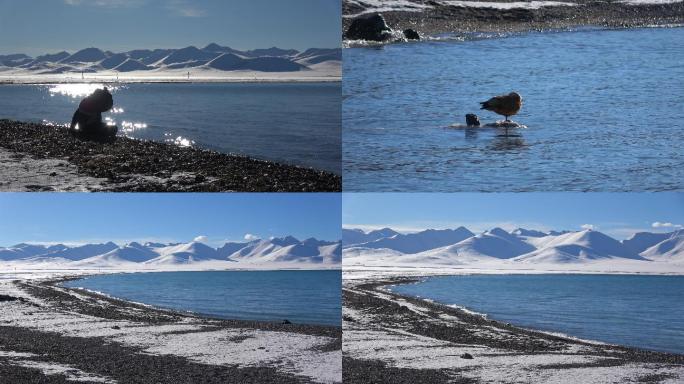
[
  {"x1": 345, "y1": 13, "x2": 394, "y2": 41},
  {"x1": 111, "y1": 325, "x2": 121, "y2": 330},
  {"x1": 466, "y1": 114, "x2": 481, "y2": 127},
  {"x1": 0, "y1": 295, "x2": 20, "y2": 302},
  {"x1": 460, "y1": 353, "x2": 474, "y2": 359},
  {"x1": 281, "y1": 319, "x2": 292, "y2": 325},
  {"x1": 403, "y1": 29, "x2": 420, "y2": 40}
]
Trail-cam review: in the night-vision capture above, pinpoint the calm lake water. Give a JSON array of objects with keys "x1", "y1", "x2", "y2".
[
  {"x1": 391, "y1": 274, "x2": 684, "y2": 354},
  {"x1": 63, "y1": 270, "x2": 341, "y2": 326},
  {"x1": 343, "y1": 27, "x2": 684, "y2": 191},
  {"x1": 0, "y1": 82, "x2": 341, "y2": 173}
]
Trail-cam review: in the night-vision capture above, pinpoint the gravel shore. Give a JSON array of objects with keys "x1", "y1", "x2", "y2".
[
  {"x1": 0, "y1": 120, "x2": 341, "y2": 192},
  {"x1": 343, "y1": 276, "x2": 684, "y2": 383},
  {"x1": 343, "y1": 0, "x2": 684, "y2": 40},
  {"x1": 0, "y1": 277, "x2": 341, "y2": 383}
]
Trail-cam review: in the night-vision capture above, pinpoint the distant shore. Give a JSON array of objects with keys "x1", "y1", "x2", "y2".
[
  {"x1": 0, "y1": 276, "x2": 341, "y2": 383},
  {"x1": 0, "y1": 120, "x2": 341, "y2": 192},
  {"x1": 343, "y1": 275, "x2": 684, "y2": 383},
  {"x1": 342, "y1": 0, "x2": 684, "y2": 42},
  {"x1": 0, "y1": 77, "x2": 341, "y2": 85}
]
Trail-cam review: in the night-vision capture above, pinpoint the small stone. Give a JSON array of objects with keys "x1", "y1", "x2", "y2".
[
  {"x1": 466, "y1": 114, "x2": 481, "y2": 127},
  {"x1": 460, "y1": 353, "x2": 474, "y2": 359},
  {"x1": 403, "y1": 29, "x2": 420, "y2": 40}
]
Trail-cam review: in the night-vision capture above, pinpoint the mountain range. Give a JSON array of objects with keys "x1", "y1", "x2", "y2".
[
  {"x1": 0, "y1": 236, "x2": 341, "y2": 267},
  {"x1": 342, "y1": 227, "x2": 684, "y2": 265},
  {"x1": 0, "y1": 44, "x2": 341, "y2": 74}
]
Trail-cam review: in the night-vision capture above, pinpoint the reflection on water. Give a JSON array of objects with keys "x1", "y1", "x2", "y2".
[
  {"x1": 0, "y1": 82, "x2": 341, "y2": 172},
  {"x1": 48, "y1": 83, "x2": 120, "y2": 98}
]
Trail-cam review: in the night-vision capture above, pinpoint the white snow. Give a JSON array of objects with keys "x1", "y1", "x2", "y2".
[
  {"x1": 0, "y1": 279, "x2": 341, "y2": 383},
  {"x1": 343, "y1": 226, "x2": 684, "y2": 274},
  {"x1": 0, "y1": 237, "x2": 341, "y2": 273},
  {"x1": 344, "y1": 0, "x2": 577, "y2": 17}
]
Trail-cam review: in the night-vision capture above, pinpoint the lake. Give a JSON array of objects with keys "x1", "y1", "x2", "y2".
[
  {"x1": 0, "y1": 82, "x2": 341, "y2": 173},
  {"x1": 343, "y1": 27, "x2": 684, "y2": 191},
  {"x1": 63, "y1": 270, "x2": 341, "y2": 326},
  {"x1": 391, "y1": 274, "x2": 684, "y2": 354}
]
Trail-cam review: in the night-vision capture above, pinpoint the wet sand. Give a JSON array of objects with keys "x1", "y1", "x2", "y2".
[
  {"x1": 343, "y1": 276, "x2": 684, "y2": 383},
  {"x1": 0, "y1": 277, "x2": 341, "y2": 383},
  {"x1": 343, "y1": 0, "x2": 684, "y2": 39},
  {"x1": 0, "y1": 120, "x2": 341, "y2": 192}
]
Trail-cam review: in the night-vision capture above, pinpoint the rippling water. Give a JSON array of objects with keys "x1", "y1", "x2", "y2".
[
  {"x1": 391, "y1": 274, "x2": 684, "y2": 354},
  {"x1": 63, "y1": 270, "x2": 341, "y2": 326},
  {"x1": 0, "y1": 82, "x2": 341, "y2": 173},
  {"x1": 343, "y1": 27, "x2": 684, "y2": 191}
]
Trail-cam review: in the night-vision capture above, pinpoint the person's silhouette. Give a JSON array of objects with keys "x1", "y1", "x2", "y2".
[{"x1": 69, "y1": 87, "x2": 117, "y2": 141}]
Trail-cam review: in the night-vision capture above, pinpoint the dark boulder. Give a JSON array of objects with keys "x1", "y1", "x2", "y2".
[
  {"x1": 466, "y1": 114, "x2": 481, "y2": 127},
  {"x1": 281, "y1": 319, "x2": 292, "y2": 325},
  {"x1": 403, "y1": 29, "x2": 420, "y2": 40},
  {"x1": 460, "y1": 353, "x2": 474, "y2": 359},
  {"x1": 345, "y1": 13, "x2": 394, "y2": 41}
]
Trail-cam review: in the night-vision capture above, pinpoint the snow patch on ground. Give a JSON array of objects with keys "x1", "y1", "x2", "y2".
[{"x1": 0, "y1": 349, "x2": 117, "y2": 383}]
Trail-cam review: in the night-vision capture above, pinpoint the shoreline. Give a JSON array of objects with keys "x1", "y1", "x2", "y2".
[
  {"x1": 0, "y1": 276, "x2": 342, "y2": 383},
  {"x1": 0, "y1": 120, "x2": 341, "y2": 192},
  {"x1": 343, "y1": 275, "x2": 684, "y2": 383},
  {"x1": 342, "y1": 1, "x2": 684, "y2": 44},
  {"x1": 0, "y1": 78, "x2": 341, "y2": 85}
]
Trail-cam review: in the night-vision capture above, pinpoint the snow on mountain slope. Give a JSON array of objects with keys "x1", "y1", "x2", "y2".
[
  {"x1": 353, "y1": 228, "x2": 476, "y2": 254},
  {"x1": 48, "y1": 242, "x2": 120, "y2": 261},
  {"x1": 342, "y1": 228, "x2": 400, "y2": 246},
  {"x1": 623, "y1": 230, "x2": 683, "y2": 255},
  {"x1": 431, "y1": 227, "x2": 536, "y2": 260},
  {"x1": 75, "y1": 242, "x2": 159, "y2": 266},
  {"x1": 228, "y1": 237, "x2": 340, "y2": 264},
  {"x1": 343, "y1": 226, "x2": 684, "y2": 268},
  {"x1": 62, "y1": 48, "x2": 107, "y2": 63},
  {"x1": 0, "y1": 45, "x2": 341, "y2": 78},
  {"x1": 641, "y1": 234, "x2": 684, "y2": 262}
]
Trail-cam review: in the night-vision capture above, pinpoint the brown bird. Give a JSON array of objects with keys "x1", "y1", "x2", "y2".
[{"x1": 480, "y1": 92, "x2": 523, "y2": 121}]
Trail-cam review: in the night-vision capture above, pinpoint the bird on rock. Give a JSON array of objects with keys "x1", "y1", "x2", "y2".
[{"x1": 480, "y1": 92, "x2": 523, "y2": 122}]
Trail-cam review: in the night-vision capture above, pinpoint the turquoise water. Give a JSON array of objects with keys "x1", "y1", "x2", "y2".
[
  {"x1": 0, "y1": 82, "x2": 341, "y2": 173},
  {"x1": 63, "y1": 270, "x2": 341, "y2": 326},
  {"x1": 391, "y1": 274, "x2": 684, "y2": 354},
  {"x1": 343, "y1": 27, "x2": 684, "y2": 191}
]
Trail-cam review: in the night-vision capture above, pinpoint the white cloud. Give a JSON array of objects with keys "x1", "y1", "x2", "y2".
[
  {"x1": 193, "y1": 235, "x2": 208, "y2": 243},
  {"x1": 244, "y1": 233, "x2": 260, "y2": 241},
  {"x1": 166, "y1": 0, "x2": 206, "y2": 17},
  {"x1": 64, "y1": 0, "x2": 146, "y2": 7},
  {"x1": 652, "y1": 222, "x2": 683, "y2": 229},
  {"x1": 580, "y1": 224, "x2": 595, "y2": 230}
]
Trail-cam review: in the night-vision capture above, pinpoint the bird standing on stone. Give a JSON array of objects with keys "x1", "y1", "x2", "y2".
[{"x1": 480, "y1": 92, "x2": 523, "y2": 122}]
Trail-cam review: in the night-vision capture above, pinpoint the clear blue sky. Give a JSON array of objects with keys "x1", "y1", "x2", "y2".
[
  {"x1": 0, "y1": 193, "x2": 341, "y2": 246},
  {"x1": 343, "y1": 193, "x2": 684, "y2": 239},
  {"x1": 0, "y1": 0, "x2": 341, "y2": 55}
]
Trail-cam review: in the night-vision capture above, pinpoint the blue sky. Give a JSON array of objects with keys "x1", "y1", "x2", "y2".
[
  {"x1": 343, "y1": 193, "x2": 684, "y2": 239},
  {"x1": 0, "y1": 0, "x2": 340, "y2": 55},
  {"x1": 0, "y1": 193, "x2": 341, "y2": 246}
]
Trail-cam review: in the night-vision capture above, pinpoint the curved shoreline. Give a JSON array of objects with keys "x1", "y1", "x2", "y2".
[
  {"x1": 58, "y1": 273, "x2": 341, "y2": 328},
  {"x1": 0, "y1": 120, "x2": 341, "y2": 192},
  {"x1": 0, "y1": 276, "x2": 341, "y2": 383},
  {"x1": 342, "y1": 0, "x2": 684, "y2": 42},
  {"x1": 343, "y1": 275, "x2": 684, "y2": 383}
]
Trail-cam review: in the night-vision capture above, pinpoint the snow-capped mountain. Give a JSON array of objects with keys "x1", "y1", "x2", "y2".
[
  {"x1": 343, "y1": 226, "x2": 684, "y2": 267},
  {"x1": 0, "y1": 44, "x2": 341, "y2": 75},
  {"x1": 0, "y1": 236, "x2": 341, "y2": 268},
  {"x1": 350, "y1": 228, "x2": 475, "y2": 254},
  {"x1": 342, "y1": 228, "x2": 400, "y2": 246}
]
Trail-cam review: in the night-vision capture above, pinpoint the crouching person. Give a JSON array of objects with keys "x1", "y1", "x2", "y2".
[{"x1": 69, "y1": 87, "x2": 118, "y2": 141}]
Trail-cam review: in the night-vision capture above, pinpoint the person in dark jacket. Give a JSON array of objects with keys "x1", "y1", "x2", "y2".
[{"x1": 69, "y1": 87, "x2": 117, "y2": 141}]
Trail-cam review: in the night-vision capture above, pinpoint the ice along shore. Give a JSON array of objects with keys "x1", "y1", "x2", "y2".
[
  {"x1": 343, "y1": 276, "x2": 684, "y2": 384},
  {"x1": 0, "y1": 120, "x2": 341, "y2": 192},
  {"x1": 0, "y1": 276, "x2": 341, "y2": 384},
  {"x1": 343, "y1": 0, "x2": 684, "y2": 41}
]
